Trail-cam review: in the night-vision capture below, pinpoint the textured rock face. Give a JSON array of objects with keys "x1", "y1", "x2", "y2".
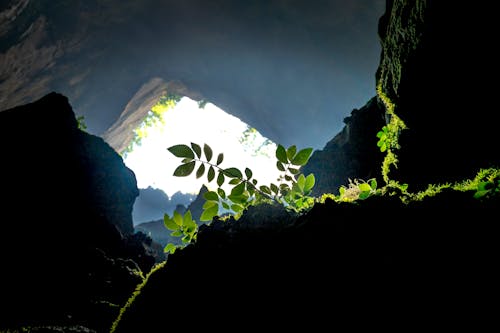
[
  {"x1": 0, "y1": 0, "x2": 384, "y2": 150},
  {"x1": 377, "y1": 1, "x2": 499, "y2": 188},
  {"x1": 303, "y1": 96, "x2": 386, "y2": 195},
  {"x1": 0, "y1": 92, "x2": 156, "y2": 330}
]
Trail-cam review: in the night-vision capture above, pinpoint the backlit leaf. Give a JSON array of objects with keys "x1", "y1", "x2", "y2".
[
  {"x1": 229, "y1": 178, "x2": 241, "y2": 185},
  {"x1": 304, "y1": 174, "x2": 315, "y2": 193},
  {"x1": 203, "y1": 200, "x2": 218, "y2": 209},
  {"x1": 173, "y1": 161, "x2": 196, "y2": 177},
  {"x1": 231, "y1": 204, "x2": 244, "y2": 213},
  {"x1": 217, "y1": 188, "x2": 226, "y2": 198},
  {"x1": 204, "y1": 191, "x2": 219, "y2": 201},
  {"x1": 276, "y1": 161, "x2": 285, "y2": 171},
  {"x1": 231, "y1": 182, "x2": 246, "y2": 196},
  {"x1": 291, "y1": 148, "x2": 313, "y2": 166},
  {"x1": 358, "y1": 183, "x2": 371, "y2": 192},
  {"x1": 270, "y1": 183, "x2": 279, "y2": 194},
  {"x1": 173, "y1": 211, "x2": 183, "y2": 226},
  {"x1": 164, "y1": 243, "x2": 177, "y2": 254},
  {"x1": 168, "y1": 144, "x2": 194, "y2": 159},
  {"x1": 163, "y1": 215, "x2": 179, "y2": 231},
  {"x1": 200, "y1": 204, "x2": 218, "y2": 221},
  {"x1": 297, "y1": 174, "x2": 306, "y2": 192}
]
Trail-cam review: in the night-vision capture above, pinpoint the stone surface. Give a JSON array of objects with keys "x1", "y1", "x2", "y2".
[
  {"x1": 303, "y1": 96, "x2": 386, "y2": 195},
  {"x1": 0, "y1": 92, "x2": 158, "y2": 331},
  {"x1": 0, "y1": 0, "x2": 384, "y2": 150},
  {"x1": 377, "y1": 1, "x2": 500, "y2": 188}
]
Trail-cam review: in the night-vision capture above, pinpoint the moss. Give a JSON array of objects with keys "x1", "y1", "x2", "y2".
[{"x1": 109, "y1": 261, "x2": 167, "y2": 333}]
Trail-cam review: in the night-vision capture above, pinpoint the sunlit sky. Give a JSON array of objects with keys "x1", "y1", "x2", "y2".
[{"x1": 123, "y1": 97, "x2": 283, "y2": 197}]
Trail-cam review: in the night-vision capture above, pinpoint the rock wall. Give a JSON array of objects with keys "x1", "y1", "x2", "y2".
[
  {"x1": 303, "y1": 96, "x2": 386, "y2": 195},
  {"x1": 377, "y1": 1, "x2": 499, "y2": 188},
  {"x1": 0, "y1": 92, "x2": 158, "y2": 330}
]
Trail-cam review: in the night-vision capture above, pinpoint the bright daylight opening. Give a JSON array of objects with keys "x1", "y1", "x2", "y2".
[{"x1": 122, "y1": 95, "x2": 281, "y2": 208}]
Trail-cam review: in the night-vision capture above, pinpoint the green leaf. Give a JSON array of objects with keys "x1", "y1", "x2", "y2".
[
  {"x1": 168, "y1": 144, "x2": 195, "y2": 159},
  {"x1": 200, "y1": 204, "x2": 218, "y2": 221},
  {"x1": 164, "y1": 243, "x2": 177, "y2": 254},
  {"x1": 291, "y1": 148, "x2": 313, "y2": 166},
  {"x1": 203, "y1": 200, "x2": 218, "y2": 209},
  {"x1": 260, "y1": 185, "x2": 272, "y2": 195},
  {"x1": 171, "y1": 230, "x2": 183, "y2": 237},
  {"x1": 380, "y1": 143, "x2": 387, "y2": 152},
  {"x1": 252, "y1": 179, "x2": 258, "y2": 185},
  {"x1": 228, "y1": 193, "x2": 249, "y2": 204},
  {"x1": 304, "y1": 174, "x2": 315, "y2": 193},
  {"x1": 183, "y1": 211, "x2": 196, "y2": 229},
  {"x1": 173, "y1": 161, "x2": 196, "y2": 177},
  {"x1": 473, "y1": 190, "x2": 488, "y2": 199},
  {"x1": 196, "y1": 164, "x2": 205, "y2": 179},
  {"x1": 358, "y1": 183, "x2": 371, "y2": 192},
  {"x1": 231, "y1": 182, "x2": 246, "y2": 196},
  {"x1": 191, "y1": 142, "x2": 202, "y2": 158},
  {"x1": 276, "y1": 161, "x2": 285, "y2": 171},
  {"x1": 400, "y1": 183, "x2": 409, "y2": 191},
  {"x1": 296, "y1": 174, "x2": 306, "y2": 192},
  {"x1": 284, "y1": 175, "x2": 293, "y2": 182},
  {"x1": 288, "y1": 167, "x2": 300, "y2": 175},
  {"x1": 370, "y1": 179, "x2": 377, "y2": 190},
  {"x1": 207, "y1": 166, "x2": 215, "y2": 182},
  {"x1": 217, "y1": 172, "x2": 225, "y2": 186},
  {"x1": 231, "y1": 204, "x2": 244, "y2": 213},
  {"x1": 173, "y1": 211, "x2": 183, "y2": 226},
  {"x1": 163, "y1": 215, "x2": 179, "y2": 231},
  {"x1": 359, "y1": 191, "x2": 371, "y2": 200},
  {"x1": 270, "y1": 183, "x2": 279, "y2": 194},
  {"x1": 286, "y1": 145, "x2": 297, "y2": 161},
  {"x1": 204, "y1": 191, "x2": 219, "y2": 201},
  {"x1": 339, "y1": 186, "x2": 346, "y2": 196},
  {"x1": 229, "y1": 178, "x2": 241, "y2": 185},
  {"x1": 276, "y1": 144, "x2": 288, "y2": 164},
  {"x1": 217, "y1": 188, "x2": 226, "y2": 198},
  {"x1": 224, "y1": 167, "x2": 243, "y2": 179},
  {"x1": 222, "y1": 202, "x2": 230, "y2": 210},
  {"x1": 245, "y1": 168, "x2": 253, "y2": 179},
  {"x1": 203, "y1": 144, "x2": 213, "y2": 162},
  {"x1": 216, "y1": 153, "x2": 224, "y2": 165},
  {"x1": 181, "y1": 158, "x2": 193, "y2": 163}
]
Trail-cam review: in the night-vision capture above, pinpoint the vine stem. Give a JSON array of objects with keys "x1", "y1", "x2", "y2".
[{"x1": 193, "y1": 158, "x2": 280, "y2": 204}]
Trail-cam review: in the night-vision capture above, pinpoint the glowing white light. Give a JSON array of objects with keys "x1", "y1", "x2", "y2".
[{"x1": 123, "y1": 97, "x2": 280, "y2": 197}]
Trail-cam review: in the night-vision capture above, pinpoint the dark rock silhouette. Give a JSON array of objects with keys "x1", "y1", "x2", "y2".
[
  {"x1": 377, "y1": 1, "x2": 499, "y2": 188},
  {"x1": 0, "y1": 92, "x2": 158, "y2": 331},
  {"x1": 112, "y1": 192, "x2": 499, "y2": 331},
  {"x1": 303, "y1": 96, "x2": 386, "y2": 195}
]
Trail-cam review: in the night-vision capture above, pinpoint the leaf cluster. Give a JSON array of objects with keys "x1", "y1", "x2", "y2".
[
  {"x1": 163, "y1": 211, "x2": 198, "y2": 254},
  {"x1": 163, "y1": 142, "x2": 316, "y2": 253}
]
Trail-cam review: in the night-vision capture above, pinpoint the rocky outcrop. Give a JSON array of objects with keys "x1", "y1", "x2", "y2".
[
  {"x1": 377, "y1": 1, "x2": 500, "y2": 188},
  {"x1": 303, "y1": 96, "x2": 386, "y2": 195},
  {"x1": 0, "y1": 0, "x2": 384, "y2": 150},
  {"x1": 112, "y1": 191, "x2": 499, "y2": 331},
  {"x1": 0, "y1": 92, "x2": 158, "y2": 331}
]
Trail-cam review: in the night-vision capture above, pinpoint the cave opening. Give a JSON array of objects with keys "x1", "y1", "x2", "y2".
[{"x1": 121, "y1": 94, "x2": 282, "y2": 225}]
